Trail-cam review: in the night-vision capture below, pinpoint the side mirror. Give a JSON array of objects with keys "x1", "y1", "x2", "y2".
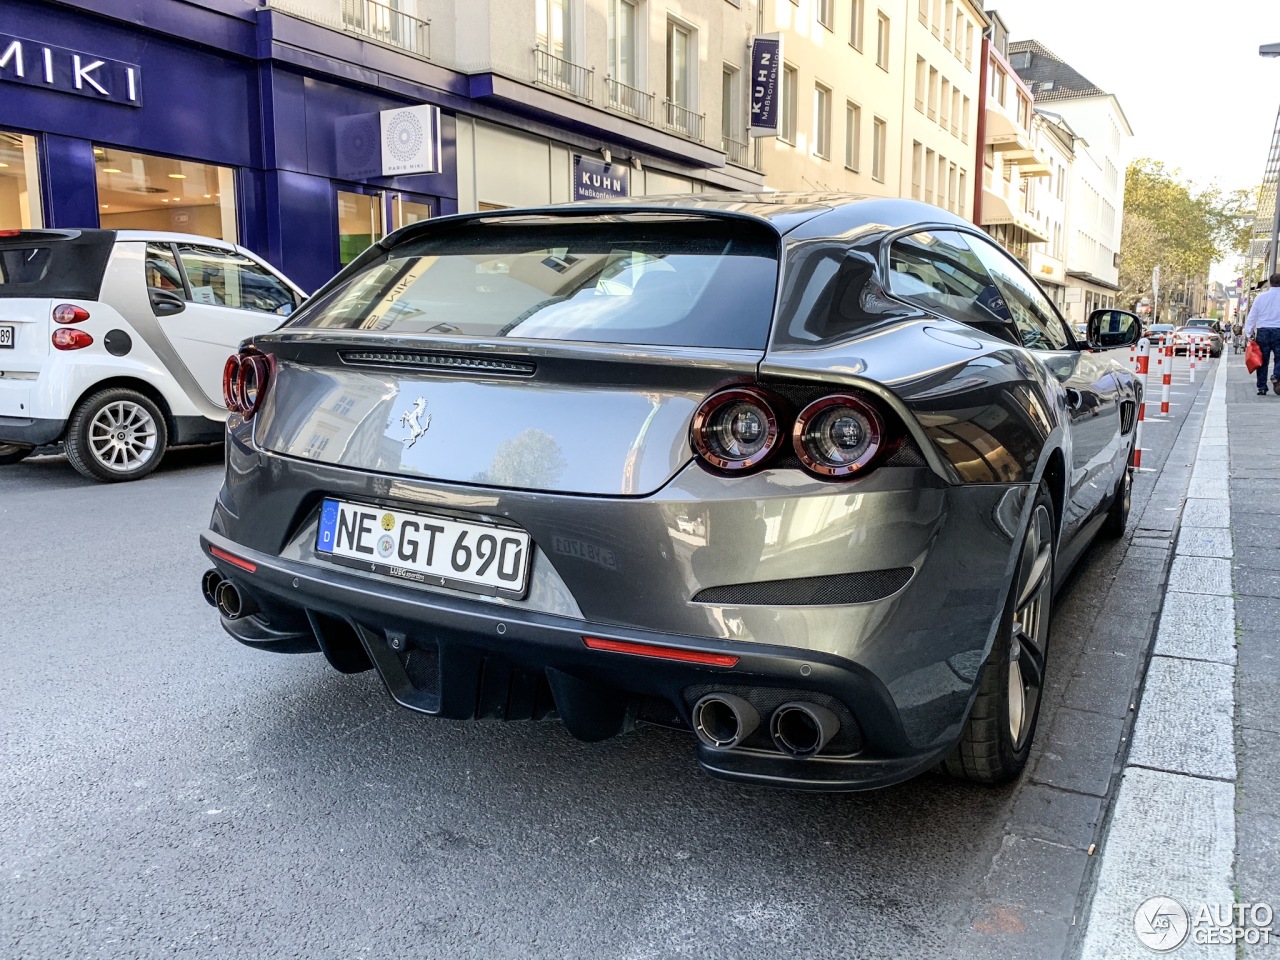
[
  {"x1": 1086, "y1": 309, "x2": 1141, "y2": 349},
  {"x1": 149, "y1": 288, "x2": 187, "y2": 317}
]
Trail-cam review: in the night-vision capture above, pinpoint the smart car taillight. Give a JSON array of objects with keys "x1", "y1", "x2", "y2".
[
  {"x1": 222, "y1": 351, "x2": 273, "y2": 419},
  {"x1": 52, "y1": 303, "x2": 90, "y2": 324},
  {"x1": 51, "y1": 328, "x2": 93, "y2": 350},
  {"x1": 691, "y1": 387, "x2": 782, "y2": 472},
  {"x1": 793, "y1": 394, "x2": 884, "y2": 478}
]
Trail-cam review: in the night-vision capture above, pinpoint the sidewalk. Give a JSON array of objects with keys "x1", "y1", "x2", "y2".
[{"x1": 1077, "y1": 357, "x2": 1280, "y2": 957}]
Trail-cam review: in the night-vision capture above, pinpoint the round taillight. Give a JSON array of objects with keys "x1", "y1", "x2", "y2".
[
  {"x1": 236, "y1": 354, "x2": 272, "y2": 419},
  {"x1": 53, "y1": 303, "x2": 90, "y2": 324},
  {"x1": 691, "y1": 387, "x2": 781, "y2": 471},
  {"x1": 51, "y1": 328, "x2": 94, "y2": 350},
  {"x1": 222, "y1": 356, "x2": 243, "y2": 412},
  {"x1": 793, "y1": 394, "x2": 883, "y2": 477}
]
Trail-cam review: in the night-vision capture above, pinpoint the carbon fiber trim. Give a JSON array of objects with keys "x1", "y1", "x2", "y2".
[{"x1": 691, "y1": 567, "x2": 914, "y2": 606}]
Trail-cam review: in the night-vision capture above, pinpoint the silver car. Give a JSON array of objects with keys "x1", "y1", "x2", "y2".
[{"x1": 199, "y1": 195, "x2": 1142, "y2": 791}]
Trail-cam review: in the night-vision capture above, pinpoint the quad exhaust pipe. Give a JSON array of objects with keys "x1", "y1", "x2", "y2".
[
  {"x1": 201, "y1": 568, "x2": 257, "y2": 621},
  {"x1": 692, "y1": 694, "x2": 760, "y2": 750},
  {"x1": 770, "y1": 702, "x2": 841, "y2": 758},
  {"x1": 693, "y1": 694, "x2": 842, "y2": 759}
]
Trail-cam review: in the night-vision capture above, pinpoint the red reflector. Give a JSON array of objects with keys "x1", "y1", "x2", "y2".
[
  {"x1": 582, "y1": 636, "x2": 738, "y2": 667},
  {"x1": 51, "y1": 328, "x2": 93, "y2": 350},
  {"x1": 0, "y1": 229, "x2": 21, "y2": 237},
  {"x1": 210, "y1": 545, "x2": 257, "y2": 573},
  {"x1": 53, "y1": 303, "x2": 90, "y2": 324}
]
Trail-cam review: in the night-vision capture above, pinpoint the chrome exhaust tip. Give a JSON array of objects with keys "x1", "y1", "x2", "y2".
[
  {"x1": 201, "y1": 569, "x2": 222, "y2": 608},
  {"x1": 770, "y1": 702, "x2": 841, "y2": 759},
  {"x1": 692, "y1": 694, "x2": 760, "y2": 750},
  {"x1": 215, "y1": 580, "x2": 254, "y2": 621}
]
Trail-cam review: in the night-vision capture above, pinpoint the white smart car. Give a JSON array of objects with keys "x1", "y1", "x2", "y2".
[{"x1": 0, "y1": 228, "x2": 306, "y2": 481}]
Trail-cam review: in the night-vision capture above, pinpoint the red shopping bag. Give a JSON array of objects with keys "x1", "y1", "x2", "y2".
[{"x1": 1246, "y1": 340, "x2": 1263, "y2": 373}]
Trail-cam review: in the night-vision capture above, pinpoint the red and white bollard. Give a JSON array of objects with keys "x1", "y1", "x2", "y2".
[
  {"x1": 1134, "y1": 337, "x2": 1149, "y2": 470},
  {"x1": 1129, "y1": 342, "x2": 1137, "y2": 370},
  {"x1": 1189, "y1": 340, "x2": 1198, "y2": 383},
  {"x1": 1160, "y1": 340, "x2": 1172, "y2": 415}
]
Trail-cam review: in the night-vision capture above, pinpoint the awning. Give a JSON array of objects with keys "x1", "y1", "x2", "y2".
[{"x1": 981, "y1": 187, "x2": 1050, "y2": 242}]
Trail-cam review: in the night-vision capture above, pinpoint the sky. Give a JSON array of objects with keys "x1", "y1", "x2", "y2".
[{"x1": 988, "y1": 0, "x2": 1280, "y2": 280}]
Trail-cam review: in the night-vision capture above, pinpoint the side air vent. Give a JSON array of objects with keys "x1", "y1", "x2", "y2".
[
  {"x1": 1119, "y1": 399, "x2": 1136, "y2": 435},
  {"x1": 692, "y1": 568, "x2": 914, "y2": 606},
  {"x1": 339, "y1": 350, "x2": 536, "y2": 377}
]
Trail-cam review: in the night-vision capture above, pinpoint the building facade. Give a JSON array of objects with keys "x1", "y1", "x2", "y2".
[
  {"x1": 1027, "y1": 109, "x2": 1077, "y2": 316},
  {"x1": 1009, "y1": 40, "x2": 1132, "y2": 327},
  {"x1": 0, "y1": 0, "x2": 765, "y2": 292},
  {"x1": 973, "y1": 12, "x2": 1049, "y2": 267}
]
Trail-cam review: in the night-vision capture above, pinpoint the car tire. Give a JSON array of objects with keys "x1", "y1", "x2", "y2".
[
  {"x1": 941, "y1": 486, "x2": 1055, "y2": 785},
  {"x1": 65, "y1": 387, "x2": 169, "y2": 483},
  {"x1": 0, "y1": 443, "x2": 35, "y2": 465},
  {"x1": 1099, "y1": 452, "x2": 1133, "y2": 540}
]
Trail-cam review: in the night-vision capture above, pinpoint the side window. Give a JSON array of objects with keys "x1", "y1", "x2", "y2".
[
  {"x1": 965, "y1": 235, "x2": 1071, "y2": 351},
  {"x1": 145, "y1": 243, "x2": 186, "y2": 295},
  {"x1": 886, "y1": 230, "x2": 1015, "y2": 337},
  {"x1": 175, "y1": 244, "x2": 297, "y2": 315}
]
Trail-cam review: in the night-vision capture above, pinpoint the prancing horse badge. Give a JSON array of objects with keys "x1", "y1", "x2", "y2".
[{"x1": 398, "y1": 397, "x2": 431, "y2": 448}]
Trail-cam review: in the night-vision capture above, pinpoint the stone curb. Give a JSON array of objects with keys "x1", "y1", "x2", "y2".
[{"x1": 1078, "y1": 358, "x2": 1237, "y2": 959}]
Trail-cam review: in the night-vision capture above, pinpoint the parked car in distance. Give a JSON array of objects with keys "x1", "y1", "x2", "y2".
[
  {"x1": 1173, "y1": 321, "x2": 1223, "y2": 357},
  {"x1": 0, "y1": 229, "x2": 306, "y2": 481},
  {"x1": 1144, "y1": 323, "x2": 1175, "y2": 344},
  {"x1": 200, "y1": 194, "x2": 1142, "y2": 792}
]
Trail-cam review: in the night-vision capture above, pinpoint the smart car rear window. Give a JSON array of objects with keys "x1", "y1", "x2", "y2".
[
  {"x1": 289, "y1": 219, "x2": 780, "y2": 350},
  {"x1": 0, "y1": 231, "x2": 115, "y2": 299},
  {"x1": 0, "y1": 246, "x2": 52, "y2": 285}
]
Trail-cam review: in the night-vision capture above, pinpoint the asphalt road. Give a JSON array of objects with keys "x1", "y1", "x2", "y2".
[{"x1": 0, "y1": 364, "x2": 1214, "y2": 960}]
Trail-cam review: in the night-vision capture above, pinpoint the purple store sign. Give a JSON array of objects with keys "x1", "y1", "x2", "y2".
[
  {"x1": 0, "y1": 34, "x2": 142, "y2": 107},
  {"x1": 573, "y1": 155, "x2": 629, "y2": 200},
  {"x1": 748, "y1": 34, "x2": 782, "y2": 137}
]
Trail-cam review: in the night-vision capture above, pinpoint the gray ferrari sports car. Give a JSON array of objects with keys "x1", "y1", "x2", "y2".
[{"x1": 199, "y1": 194, "x2": 1142, "y2": 791}]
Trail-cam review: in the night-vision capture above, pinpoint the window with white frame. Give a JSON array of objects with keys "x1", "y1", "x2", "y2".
[
  {"x1": 876, "y1": 12, "x2": 890, "y2": 70},
  {"x1": 872, "y1": 117, "x2": 887, "y2": 181},
  {"x1": 817, "y1": 0, "x2": 834, "y2": 30},
  {"x1": 850, "y1": 0, "x2": 865, "y2": 49},
  {"x1": 722, "y1": 65, "x2": 742, "y2": 147},
  {"x1": 845, "y1": 101, "x2": 862, "y2": 170},
  {"x1": 781, "y1": 63, "x2": 799, "y2": 143},
  {"x1": 814, "y1": 83, "x2": 832, "y2": 158},
  {"x1": 608, "y1": 0, "x2": 640, "y2": 89},
  {"x1": 911, "y1": 141, "x2": 922, "y2": 199},
  {"x1": 537, "y1": 0, "x2": 574, "y2": 60},
  {"x1": 914, "y1": 56, "x2": 926, "y2": 112},
  {"x1": 666, "y1": 18, "x2": 696, "y2": 111}
]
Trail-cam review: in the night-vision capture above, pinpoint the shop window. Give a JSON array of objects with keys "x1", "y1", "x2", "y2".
[
  {"x1": 0, "y1": 130, "x2": 43, "y2": 230},
  {"x1": 391, "y1": 195, "x2": 430, "y2": 231},
  {"x1": 338, "y1": 190, "x2": 385, "y2": 265},
  {"x1": 174, "y1": 243, "x2": 297, "y2": 315},
  {"x1": 95, "y1": 146, "x2": 236, "y2": 240}
]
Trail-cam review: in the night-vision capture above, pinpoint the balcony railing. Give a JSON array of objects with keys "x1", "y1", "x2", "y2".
[
  {"x1": 341, "y1": 0, "x2": 430, "y2": 58},
  {"x1": 535, "y1": 48, "x2": 593, "y2": 102},
  {"x1": 605, "y1": 77, "x2": 654, "y2": 123},
  {"x1": 722, "y1": 135, "x2": 749, "y2": 166},
  {"x1": 663, "y1": 100, "x2": 705, "y2": 142}
]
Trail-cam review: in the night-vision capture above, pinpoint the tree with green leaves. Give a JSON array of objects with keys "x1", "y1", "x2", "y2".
[{"x1": 1118, "y1": 160, "x2": 1257, "y2": 313}]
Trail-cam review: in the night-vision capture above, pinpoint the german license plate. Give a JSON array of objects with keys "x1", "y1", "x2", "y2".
[
  {"x1": 315, "y1": 498, "x2": 531, "y2": 596},
  {"x1": 0, "y1": 325, "x2": 13, "y2": 348}
]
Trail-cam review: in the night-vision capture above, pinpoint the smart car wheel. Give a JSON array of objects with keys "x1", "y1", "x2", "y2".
[
  {"x1": 0, "y1": 443, "x2": 34, "y2": 465},
  {"x1": 65, "y1": 388, "x2": 168, "y2": 483},
  {"x1": 943, "y1": 489, "x2": 1054, "y2": 784}
]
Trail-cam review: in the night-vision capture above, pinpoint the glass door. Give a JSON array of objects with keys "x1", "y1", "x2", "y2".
[
  {"x1": 337, "y1": 188, "x2": 384, "y2": 266},
  {"x1": 387, "y1": 191, "x2": 431, "y2": 232}
]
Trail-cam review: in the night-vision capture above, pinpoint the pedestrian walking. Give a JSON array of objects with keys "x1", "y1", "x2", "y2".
[{"x1": 1244, "y1": 272, "x2": 1280, "y2": 396}]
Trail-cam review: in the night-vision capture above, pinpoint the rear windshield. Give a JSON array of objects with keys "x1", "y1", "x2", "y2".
[
  {"x1": 0, "y1": 247, "x2": 52, "y2": 285},
  {"x1": 0, "y1": 232, "x2": 115, "y2": 300},
  {"x1": 289, "y1": 219, "x2": 780, "y2": 349}
]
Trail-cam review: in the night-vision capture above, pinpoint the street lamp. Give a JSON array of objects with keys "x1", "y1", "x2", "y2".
[{"x1": 1262, "y1": 43, "x2": 1280, "y2": 274}]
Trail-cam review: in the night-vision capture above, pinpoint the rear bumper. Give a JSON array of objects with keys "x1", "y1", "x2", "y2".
[
  {"x1": 200, "y1": 529, "x2": 959, "y2": 791},
  {"x1": 0, "y1": 415, "x2": 64, "y2": 446}
]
